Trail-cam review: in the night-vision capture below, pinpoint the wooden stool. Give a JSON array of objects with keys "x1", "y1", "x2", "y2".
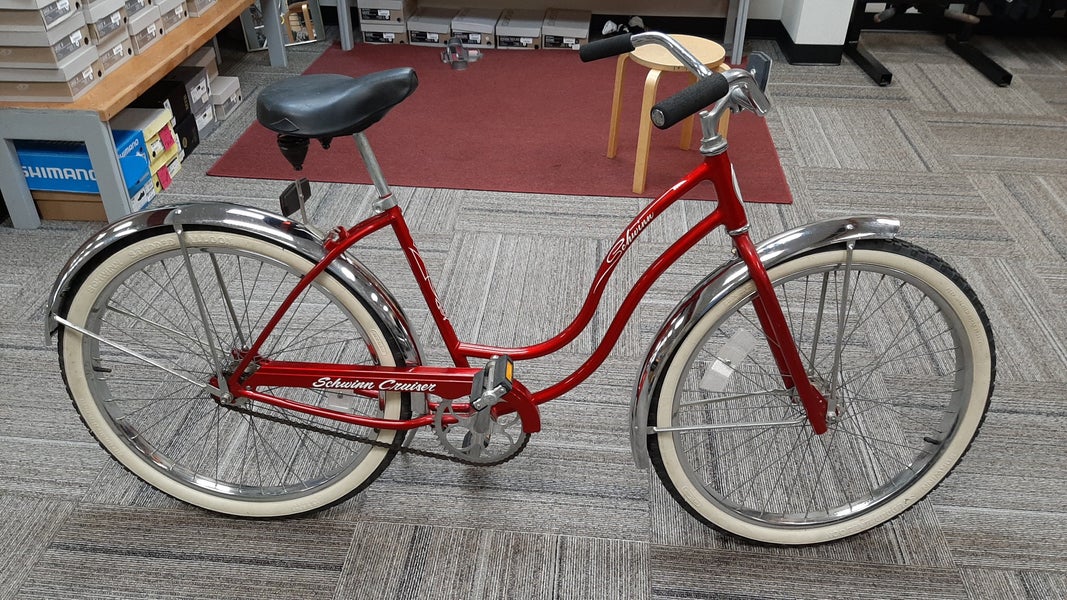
[{"x1": 607, "y1": 35, "x2": 729, "y2": 194}]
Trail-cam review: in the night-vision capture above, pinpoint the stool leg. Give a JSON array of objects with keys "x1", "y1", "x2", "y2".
[
  {"x1": 634, "y1": 68, "x2": 662, "y2": 194},
  {"x1": 607, "y1": 55, "x2": 628, "y2": 159},
  {"x1": 716, "y1": 63, "x2": 731, "y2": 137},
  {"x1": 679, "y1": 73, "x2": 698, "y2": 150}
]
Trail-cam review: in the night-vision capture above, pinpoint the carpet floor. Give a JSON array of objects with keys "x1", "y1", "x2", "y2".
[
  {"x1": 207, "y1": 42, "x2": 792, "y2": 203},
  {"x1": 1, "y1": 29, "x2": 1066, "y2": 600}
]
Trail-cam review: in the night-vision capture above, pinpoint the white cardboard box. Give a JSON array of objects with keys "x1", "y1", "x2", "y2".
[
  {"x1": 406, "y1": 6, "x2": 455, "y2": 46},
  {"x1": 451, "y1": 7, "x2": 498, "y2": 48},
  {"x1": 209, "y1": 74, "x2": 241, "y2": 120},
  {"x1": 97, "y1": 30, "x2": 132, "y2": 75},
  {"x1": 0, "y1": 0, "x2": 77, "y2": 32},
  {"x1": 541, "y1": 9, "x2": 589, "y2": 50},
  {"x1": 181, "y1": 45, "x2": 218, "y2": 79},
  {"x1": 127, "y1": 5, "x2": 162, "y2": 54},
  {"x1": 0, "y1": 43, "x2": 100, "y2": 101},
  {"x1": 184, "y1": 0, "x2": 215, "y2": 18},
  {"x1": 0, "y1": 12, "x2": 88, "y2": 68},
  {"x1": 357, "y1": 0, "x2": 414, "y2": 26},
  {"x1": 360, "y1": 21, "x2": 407, "y2": 45},
  {"x1": 495, "y1": 8, "x2": 542, "y2": 50},
  {"x1": 84, "y1": 0, "x2": 126, "y2": 43},
  {"x1": 123, "y1": 0, "x2": 149, "y2": 18},
  {"x1": 157, "y1": 0, "x2": 186, "y2": 31}
]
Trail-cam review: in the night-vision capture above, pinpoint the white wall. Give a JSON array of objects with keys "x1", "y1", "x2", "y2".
[{"x1": 780, "y1": 0, "x2": 853, "y2": 45}]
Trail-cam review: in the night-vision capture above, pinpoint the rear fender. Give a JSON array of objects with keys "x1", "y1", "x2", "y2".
[{"x1": 46, "y1": 202, "x2": 423, "y2": 373}]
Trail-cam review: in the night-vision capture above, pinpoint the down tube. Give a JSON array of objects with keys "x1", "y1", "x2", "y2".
[{"x1": 529, "y1": 161, "x2": 726, "y2": 404}]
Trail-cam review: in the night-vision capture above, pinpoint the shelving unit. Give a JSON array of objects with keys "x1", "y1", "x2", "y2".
[{"x1": 0, "y1": 0, "x2": 256, "y2": 229}]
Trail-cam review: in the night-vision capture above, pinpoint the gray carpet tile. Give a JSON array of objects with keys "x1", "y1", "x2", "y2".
[
  {"x1": 2, "y1": 28, "x2": 1067, "y2": 600},
  {"x1": 649, "y1": 545, "x2": 968, "y2": 599}
]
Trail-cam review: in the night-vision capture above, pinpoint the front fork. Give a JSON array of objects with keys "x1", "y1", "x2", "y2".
[{"x1": 732, "y1": 230, "x2": 829, "y2": 435}]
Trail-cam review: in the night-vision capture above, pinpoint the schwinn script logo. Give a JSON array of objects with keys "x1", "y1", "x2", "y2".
[
  {"x1": 606, "y1": 212, "x2": 655, "y2": 264},
  {"x1": 312, "y1": 377, "x2": 437, "y2": 392}
]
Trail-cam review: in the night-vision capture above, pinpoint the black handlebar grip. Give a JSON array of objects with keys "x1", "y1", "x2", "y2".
[
  {"x1": 578, "y1": 34, "x2": 635, "y2": 62},
  {"x1": 650, "y1": 73, "x2": 731, "y2": 130}
]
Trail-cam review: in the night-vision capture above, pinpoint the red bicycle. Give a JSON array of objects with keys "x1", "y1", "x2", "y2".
[{"x1": 49, "y1": 32, "x2": 996, "y2": 545}]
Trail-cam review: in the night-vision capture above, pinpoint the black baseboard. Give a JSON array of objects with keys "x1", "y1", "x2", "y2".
[
  {"x1": 589, "y1": 15, "x2": 844, "y2": 66},
  {"x1": 773, "y1": 24, "x2": 844, "y2": 65}
]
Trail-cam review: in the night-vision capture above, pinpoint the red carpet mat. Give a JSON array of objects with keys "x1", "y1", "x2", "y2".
[{"x1": 209, "y1": 43, "x2": 792, "y2": 204}]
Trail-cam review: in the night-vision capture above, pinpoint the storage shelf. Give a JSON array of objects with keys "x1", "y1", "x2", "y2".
[{"x1": 0, "y1": 0, "x2": 254, "y2": 120}]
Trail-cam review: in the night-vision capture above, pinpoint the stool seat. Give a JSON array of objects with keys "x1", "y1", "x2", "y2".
[
  {"x1": 607, "y1": 35, "x2": 729, "y2": 194},
  {"x1": 629, "y1": 34, "x2": 726, "y2": 72}
]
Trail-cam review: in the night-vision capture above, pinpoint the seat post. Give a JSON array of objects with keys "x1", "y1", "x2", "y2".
[{"x1": 353, "y1": 132, "x2": 396, "y2": 212}]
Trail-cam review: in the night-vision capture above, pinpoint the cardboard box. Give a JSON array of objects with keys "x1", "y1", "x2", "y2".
[
  {"x1": 123, "y1": 0, "x2": 148, "y2": 17},
  {"x1": 0, "y1": 12, "x2": 89, "y2": 69},
  {"x1": 145, "y1": 125, "x2": 180, "y2": 172},
  {"x1": 541, "y1": 9, "x2": 589, "y2": 50},
  {"x1": 172, "y1": 111, "x2": 199, "y2": 156},
  {"x1": 110, "y1": 105, "x2": 171, "y2": 144},
  {"x1": 0, "y1": 0, "x2": 76, "y2": 32},
  {"x1": 451, "y1": 8, "x2": 498, "y2": 48},
  {"x1": 32, "y1": 176, "x2": 155, "y2": 220},
  {"x1": 357, "y1": 0, "x2": 414, "y2": 25},
  {"x1": 83, "y1": 0, "x2": 125, "y2": 40},
  {"x1": 193, "y1": 101, "x2": 217, "y2": 138},
  {"x1": 209, "y1": 74, "x2": 240, "y2": 120},
  {"x1": 495, "y1": 9, "x2": 541, "y2": 50},
  {"x1": 406, "y1": 7, "x2": 455, "y2": 46},
  {"x1": 184, "y1": 0, "x2": 214, "y2": 18},
  {"x1": 97, "y1": 31, "x2": 133, "y2": 76},
  {"x1": 360, "y1": 21, "x2": 406, "y2": 44},
  {"x1": 161, "y1": 65, "x2": 210, "y2": 111},
  {"x1": 156, "y1": 0, "x2": 185, "y2": 30},
  {"x1": 181, "y1": 44, "x2": 217, "y2": 80},
  {"x1": 0, "y1": 43, "x2": 101, "y2": 101},
  {"x1": 15, "y1": 127, "x2": 151, "y2": 197},
  {"x1": 131, "y1": 78, "x2": 192, "y2": 124},
  {"x1": 127, "y1": 5, "x2": 162, "y2": 53}
]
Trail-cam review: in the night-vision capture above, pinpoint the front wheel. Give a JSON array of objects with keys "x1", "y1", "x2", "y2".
[
  {"x1": 58, "y1": 229, "x2": 410, "y2": 517},
  {"x1": 649, "y1": 239, "x2": 995, "y2": 544}
]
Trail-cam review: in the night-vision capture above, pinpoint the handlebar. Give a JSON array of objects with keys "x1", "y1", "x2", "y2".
[{"x1": 579, "y1": 31, "x2": 772, "y2": 132}]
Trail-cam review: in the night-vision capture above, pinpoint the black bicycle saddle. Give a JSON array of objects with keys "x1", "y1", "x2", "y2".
[{"x1": 256, "y1": 68, "x2": 418, "y2": 139}]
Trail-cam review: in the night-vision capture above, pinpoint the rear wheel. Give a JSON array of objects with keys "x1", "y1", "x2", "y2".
[
  {"x1": 649, "y1": 239, "x2": 995, "y2": 544},
  {"x1": 59, "y1": 229, "x2": 409, "y2": 517}
]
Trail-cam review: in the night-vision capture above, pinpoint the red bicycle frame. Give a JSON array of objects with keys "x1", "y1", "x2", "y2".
[{"x1": 230, "y1": 150, "x2": 829, "y2": 435}]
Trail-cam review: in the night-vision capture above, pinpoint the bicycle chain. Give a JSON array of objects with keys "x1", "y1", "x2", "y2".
[{"x1": 226, "y1": 403, "x2": 524, "y2": 466}]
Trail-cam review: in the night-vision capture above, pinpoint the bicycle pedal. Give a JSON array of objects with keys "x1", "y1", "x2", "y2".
[
  {"x1": 747, "y1": 51, "x2": 772, "y2": 93},
  {"x1": 279, "y1": 178, "x2": 312, "y2": 217},
  {"x1": 470, "y1": 355, "x2": 514, "y2": 411}
]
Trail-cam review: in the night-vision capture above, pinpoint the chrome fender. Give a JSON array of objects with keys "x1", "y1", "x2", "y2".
[
  {"x1": 46, "y1": 203, "x2": 422, "y2": 371},
  {"x1": 630, "y1": 215, "x2": 900, "y2": 468}
]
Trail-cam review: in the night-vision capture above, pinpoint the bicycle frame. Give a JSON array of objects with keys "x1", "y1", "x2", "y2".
[{"x1": 232, "y1": 149, "x2": 830, "y2": 435}]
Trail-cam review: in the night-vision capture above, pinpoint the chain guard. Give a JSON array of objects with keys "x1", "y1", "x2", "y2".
[{"x1": 433, "y1": 398, "x2": 529, "y2": 465}]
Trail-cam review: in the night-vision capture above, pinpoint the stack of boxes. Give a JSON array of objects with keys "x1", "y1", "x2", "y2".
[
  {"x1": 0, "y1": 0, "x2": 101, "y2": 102},
  {"x1": 15, "y1": 123, "x2": 154, "y2": 220},
  {"x1": 3, "y1": 0, "x2": 232, "y2": 220},
  {"x1": 12, "y1": 41, "x2": 241, "y2": 220},
  {"x1": 358, "y1": 0, "x2": 415, "y2": 44},
  {"x1": 353, "y1": 4, "x2": 591, "y2": 52},
  {"x1": 0, "y1": 0, "x2": 220, "y2": 101},
  {"x1": 110, "y1": 106, "x2": 177, "y2": 196}
]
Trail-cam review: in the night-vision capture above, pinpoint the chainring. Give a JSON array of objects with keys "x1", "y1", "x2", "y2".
[{"x1": 433, "y1": 398, "x2": 530, "y2": 465}]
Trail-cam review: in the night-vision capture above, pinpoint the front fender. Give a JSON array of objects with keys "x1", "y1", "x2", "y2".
[
  {"x1": 46, "y1": 202, "x2": 422, "y2": 370},
  {"x1": 629, "y1": 215, "x2": 900, "y2": 468}
]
